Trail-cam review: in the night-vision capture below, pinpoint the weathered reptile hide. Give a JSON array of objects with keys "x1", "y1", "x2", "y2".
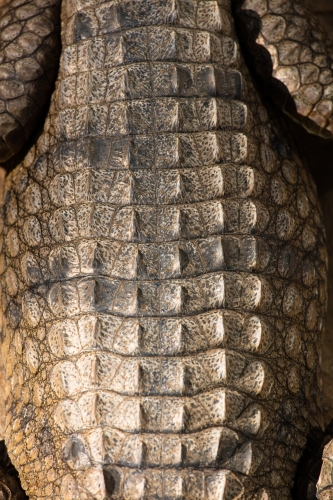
[{"x1": 0, "y1": 0, "x2": 331, "y2": 499}]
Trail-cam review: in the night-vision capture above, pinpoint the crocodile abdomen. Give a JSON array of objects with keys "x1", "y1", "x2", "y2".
[{"x1": 1, "y1": 1, "x2": 327, "y2": 499}]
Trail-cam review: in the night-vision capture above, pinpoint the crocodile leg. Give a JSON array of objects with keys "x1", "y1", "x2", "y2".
[
  {"x1": 0, "y1": 0, "x2": 61, "y2": 163},
  {"x1": 0, "y1": 0, "x2": 328, "y2": 499},
  {"x1": 233, "y1": 0, "x2": 333, "y2": 138}
]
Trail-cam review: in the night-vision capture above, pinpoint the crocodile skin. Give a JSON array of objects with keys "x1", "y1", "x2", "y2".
[
  {"x1": 0, "y1": 0, "x2": 327, "y2": 499},
  {"x1": 0, "y1": 0, "x2": 60, "y2": 162},
  {"x1": 234, "y1": 0, "x2": 333, "y2": 138}
]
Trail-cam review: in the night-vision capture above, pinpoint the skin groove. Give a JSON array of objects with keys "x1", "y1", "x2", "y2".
[{"x1": 0, "y1": 0, "x2": 328, "y2": 499}]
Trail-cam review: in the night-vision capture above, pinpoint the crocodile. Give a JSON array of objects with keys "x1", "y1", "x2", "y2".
[{"x1": 0, "y1": 0, "x2": 331, "y2": 499}]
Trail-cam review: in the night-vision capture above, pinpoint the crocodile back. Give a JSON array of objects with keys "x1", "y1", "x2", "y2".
[{"x1": 0, "y1": 1, "x2": 327, "y2": 499}]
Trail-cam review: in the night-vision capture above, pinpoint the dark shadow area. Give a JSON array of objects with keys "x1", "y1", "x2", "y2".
[
  {"x1": 232, "y1": 1, "x2": 333, "y2": 198},
  {"x1": 0, "y1": 440, "x2": 28, "y2": 499},
  {"x1": 0, "y1": 99, "x2": 53, "y2": 177},
  {"x1": 103, "y1": 466, "x2": 122, "y2": 498},
  {"x1": 284, "y1": 115, "x2": 333, "y2": 198},
  {"x1": 232, "y1": 1, "x2": 333, "y2": 141},
  {"x1": 292, "y1": 421, "x2": 333, "y2": 499}
]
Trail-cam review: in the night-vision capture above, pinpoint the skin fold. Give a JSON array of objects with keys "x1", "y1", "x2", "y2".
[{"x1": 0, "y1": 0, "x2": 330, "y2": 499}]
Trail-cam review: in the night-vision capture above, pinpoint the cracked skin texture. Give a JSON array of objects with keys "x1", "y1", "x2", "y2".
[{"x1": 0, "y1": 0, "x2": 330, "y2": 499}]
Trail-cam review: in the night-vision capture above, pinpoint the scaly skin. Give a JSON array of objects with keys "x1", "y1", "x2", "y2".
[{"x1": 0, "y1": 0, "x2": 328, "y2": 499}]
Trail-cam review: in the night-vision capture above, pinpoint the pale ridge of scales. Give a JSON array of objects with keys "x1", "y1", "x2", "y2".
[{"x1": 1, "y1": 1, "x2": 327, "y2": 499}]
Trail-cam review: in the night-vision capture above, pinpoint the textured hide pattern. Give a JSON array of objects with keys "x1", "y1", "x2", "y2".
[{"x1": 0, "y1": 0, "x2": 329, "y2": 499}]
